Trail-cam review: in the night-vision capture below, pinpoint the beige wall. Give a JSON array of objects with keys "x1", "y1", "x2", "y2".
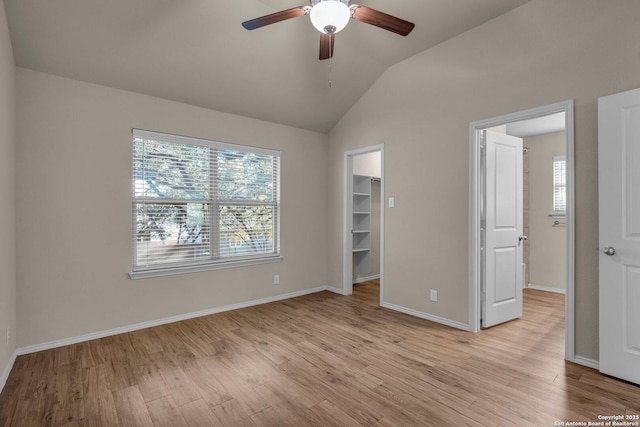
[
  {"x1": 526, "y1": 132, "x2": 566, "y2": 291},
  {"x1": 16, "y1": 69, "x2": 328, "y2": 347},
  {"x1": 0, "y1": 1, "x2": 16, "y2": 379},
  {"x1": 327, "y1": 0, "x2": 640, "y2": 361}
]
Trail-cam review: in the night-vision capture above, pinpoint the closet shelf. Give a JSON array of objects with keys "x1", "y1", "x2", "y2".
[{"x1": 353, "y1": 174, "x2": 372, "y2": 278}]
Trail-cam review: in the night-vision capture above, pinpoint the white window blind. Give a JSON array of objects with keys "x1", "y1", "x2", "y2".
[
  {"x1": 553, "y1": 155, "x2": 566, "y2": 216},
  {"x1": 132, "y1": 129, "x2": 281, "y2": 277}
]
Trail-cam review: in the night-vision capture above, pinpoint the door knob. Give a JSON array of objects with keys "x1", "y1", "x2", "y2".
[
  {"x1": 603, "y1": 246, "x2": 616, "y2": 256},
  {"x1": 518, "y1": 235, "x2": 528, "y2": 242}
]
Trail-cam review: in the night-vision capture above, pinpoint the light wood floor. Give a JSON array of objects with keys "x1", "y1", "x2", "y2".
[{"x1": 1, "y1": 282, "x2": 639, "y2": 426}]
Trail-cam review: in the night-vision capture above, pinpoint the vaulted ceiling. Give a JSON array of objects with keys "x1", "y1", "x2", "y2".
[{"x1": 3, "y1": 0, "x2": 530, "y2": 133}]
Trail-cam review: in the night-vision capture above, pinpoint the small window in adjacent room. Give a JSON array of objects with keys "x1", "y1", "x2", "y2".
[
  {"x1": 552, "y1": 155, "x2": 566, "y2": 217},
  {"x1": 130, "y1": 129, "x2": 281, "y2": 279}
]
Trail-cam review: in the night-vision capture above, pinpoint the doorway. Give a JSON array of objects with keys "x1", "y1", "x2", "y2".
[
  {"x1": 343, "y1": 145, "x2": 384, "y2": 303},
  {"x1": 469, "y1": 100, "x2": 576, "y2": 361}
]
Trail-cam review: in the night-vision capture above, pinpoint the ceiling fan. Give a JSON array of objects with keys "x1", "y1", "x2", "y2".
[{"x1": 242, "y1": 0, "x2": 415, "y2": 60}]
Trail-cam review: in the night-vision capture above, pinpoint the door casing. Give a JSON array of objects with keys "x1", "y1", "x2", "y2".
[{"x1": 468, "y1": 100, "x2": 576, "y2": 361}]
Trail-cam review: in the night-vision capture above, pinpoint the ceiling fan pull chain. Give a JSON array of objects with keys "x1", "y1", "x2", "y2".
[{"x1": 328, "y1": 35, "x2": 333, "y2": 88}]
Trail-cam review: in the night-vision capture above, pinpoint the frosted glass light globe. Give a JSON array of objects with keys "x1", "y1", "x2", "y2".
[{"x1": 310, "y1": 1, "x2": 351, "y2": 34}]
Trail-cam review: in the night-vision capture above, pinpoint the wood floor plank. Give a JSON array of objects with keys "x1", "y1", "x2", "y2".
[
  {"x1": 178, "y1": 356, "x2": 233, "y2": 407},
  {"x1": 314, "y1": 399, "x2": 363, "y2": 427},
  {"x1": 1, "y1": 282, "x2": 639, "y2": 426},
  {"x1": 258, "y1": 378, "x2": 320, "y2": 409},
  {"x1": 80, "y1": 364, "x2": 118, "y2": 426},
  {"x1": 154, "y1": 353, "x2": 201, "y2": 408},
  {"x1": 112, "y1": 386, "x2": 154, "y2": 427},
  {"x1": 132, "y1": 358, "x2": 171, "y2": 404},
  {"x1": 179, "y1": 399, "x2": 224, "y2": 427},
  {"x1": 51, "y1": 362, "x2": 84, "y2": 426},
  {"x1": 197, "y1": 354, "x2": 270, "y2": 416},
  {"x1": 209, "y1": 398, "x2": 255, "y2": 426},
  {"x1": 146, "y1": 395, "x2": 188, "y2": 427}
]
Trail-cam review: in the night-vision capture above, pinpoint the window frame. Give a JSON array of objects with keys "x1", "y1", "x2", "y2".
[{"x1": 129, "y1": 129, "x2": 282, "y2": 279}]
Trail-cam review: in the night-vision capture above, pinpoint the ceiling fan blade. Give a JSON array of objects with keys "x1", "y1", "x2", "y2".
[
  {"x1": 242, "y1": 6, "x2": 309, "y2": 30},
  {"x1": 319, "y1": 33, "x2": 335, "y2": 60},
  {"x1": 350, "y1": 5, "x2": 415, "y2": 36}
]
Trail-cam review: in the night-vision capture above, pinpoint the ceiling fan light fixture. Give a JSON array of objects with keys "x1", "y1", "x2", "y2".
[{"x1": 310, "y1": 0, "x2": 351, "y2": 34}]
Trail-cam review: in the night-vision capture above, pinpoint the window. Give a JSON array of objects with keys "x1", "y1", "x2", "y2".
[
  {"x1": 552, "y1": 155, "x2": 566, "y2": 216},
  {"x1": 131, "y1": 129, "x2": 281, "y2": 278}
]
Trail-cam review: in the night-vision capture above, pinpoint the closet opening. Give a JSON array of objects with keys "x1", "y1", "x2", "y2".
[{"x1": 343, "y1": 145, "x2": 384, "y2": 304}]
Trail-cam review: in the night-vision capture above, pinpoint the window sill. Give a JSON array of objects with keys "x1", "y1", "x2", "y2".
[{"x1": 129, "y1": 256, "x2": 283, "y2": 280}]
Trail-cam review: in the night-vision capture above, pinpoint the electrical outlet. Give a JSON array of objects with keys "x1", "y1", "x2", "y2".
[
  {"x1": 430, "y1": 289, "x2": 438, "y2": 302},
  {"x1": 274, "y1": 274, "x2": 280, "y2": 285}
]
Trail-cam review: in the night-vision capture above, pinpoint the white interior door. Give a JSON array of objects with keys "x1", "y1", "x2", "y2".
[
  {"x1": 483, "y1": 130, "x2": 524, "y2": 328},
  {"x1": 598, "y1": 88, "x2": 640, "y2": 385}
]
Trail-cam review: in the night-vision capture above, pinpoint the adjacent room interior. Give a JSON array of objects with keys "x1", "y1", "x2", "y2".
[
  {"x1": 481, "y1": 111, "x2": 568, "y2": 345},
  {"x1": 1, "y1": 0, "x2": 639, "y2": 425}
]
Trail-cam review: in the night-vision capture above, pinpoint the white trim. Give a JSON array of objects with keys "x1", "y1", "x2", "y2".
[
  {"x1": 16, "y1": 286, "x2": 328, "y2": 356},
  {"x1": 129, "y1": 256, "x2": 283, "y2": 279},
  {"x1": 0, "y1": 350, "x2": 18, "y2": 394},
  {"x1": 572, "y1": 356, "x2": 599, "y2": 370},
  {"x1": 379, "y1": 149, "x2": 385, "y2": 308},
  {"x1": 325, "y1": 286, "x2": 349, "y2": 295},
  {"x1": 527, "y1": 283, "x2": 566, "y2": 294},
  {"x1": 132, "y1": 128, "x2": 280, "y2": 157},
  {"x1": 469, "y1": 100, "x2": 576, "y2": 362},
  {"x1": 565, "y1": 102, "x2": 576, "y2": 362},
  {"x1": 343, "y1": 152, "x2": 352, "y2": 296},
  {"x1": 353, "y1": 274, "x2": 380, "y2": 284},
  {"x1": 381, "y1": 302, "x2": 472, "y2": 332},
  {"x1": 343, "y1": 145, "x2": 385, "y2": 300}
]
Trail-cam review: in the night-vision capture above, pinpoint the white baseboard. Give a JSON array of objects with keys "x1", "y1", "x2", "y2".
[
  {"x1": 16, "y1": 286, "x2": 329, "y2": 356},
  {"x1": 527, "y1": 283, "x2": 566, "y2": 295},
  {"x1": 381, "y1": 302, "x2": 472, "y2": 332},
  {"x1": 0, "y1": 350, "x2": 17, "y2": 394},
  {"x1": 353, "y1": 275, "x2": 380, "y2": 284},
  {"x1": 572, "y1": 355, "x2": 599, "y2": 370},
  {"x1": 325, "y1": 286, "x2": 348, "y2": 295}
]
